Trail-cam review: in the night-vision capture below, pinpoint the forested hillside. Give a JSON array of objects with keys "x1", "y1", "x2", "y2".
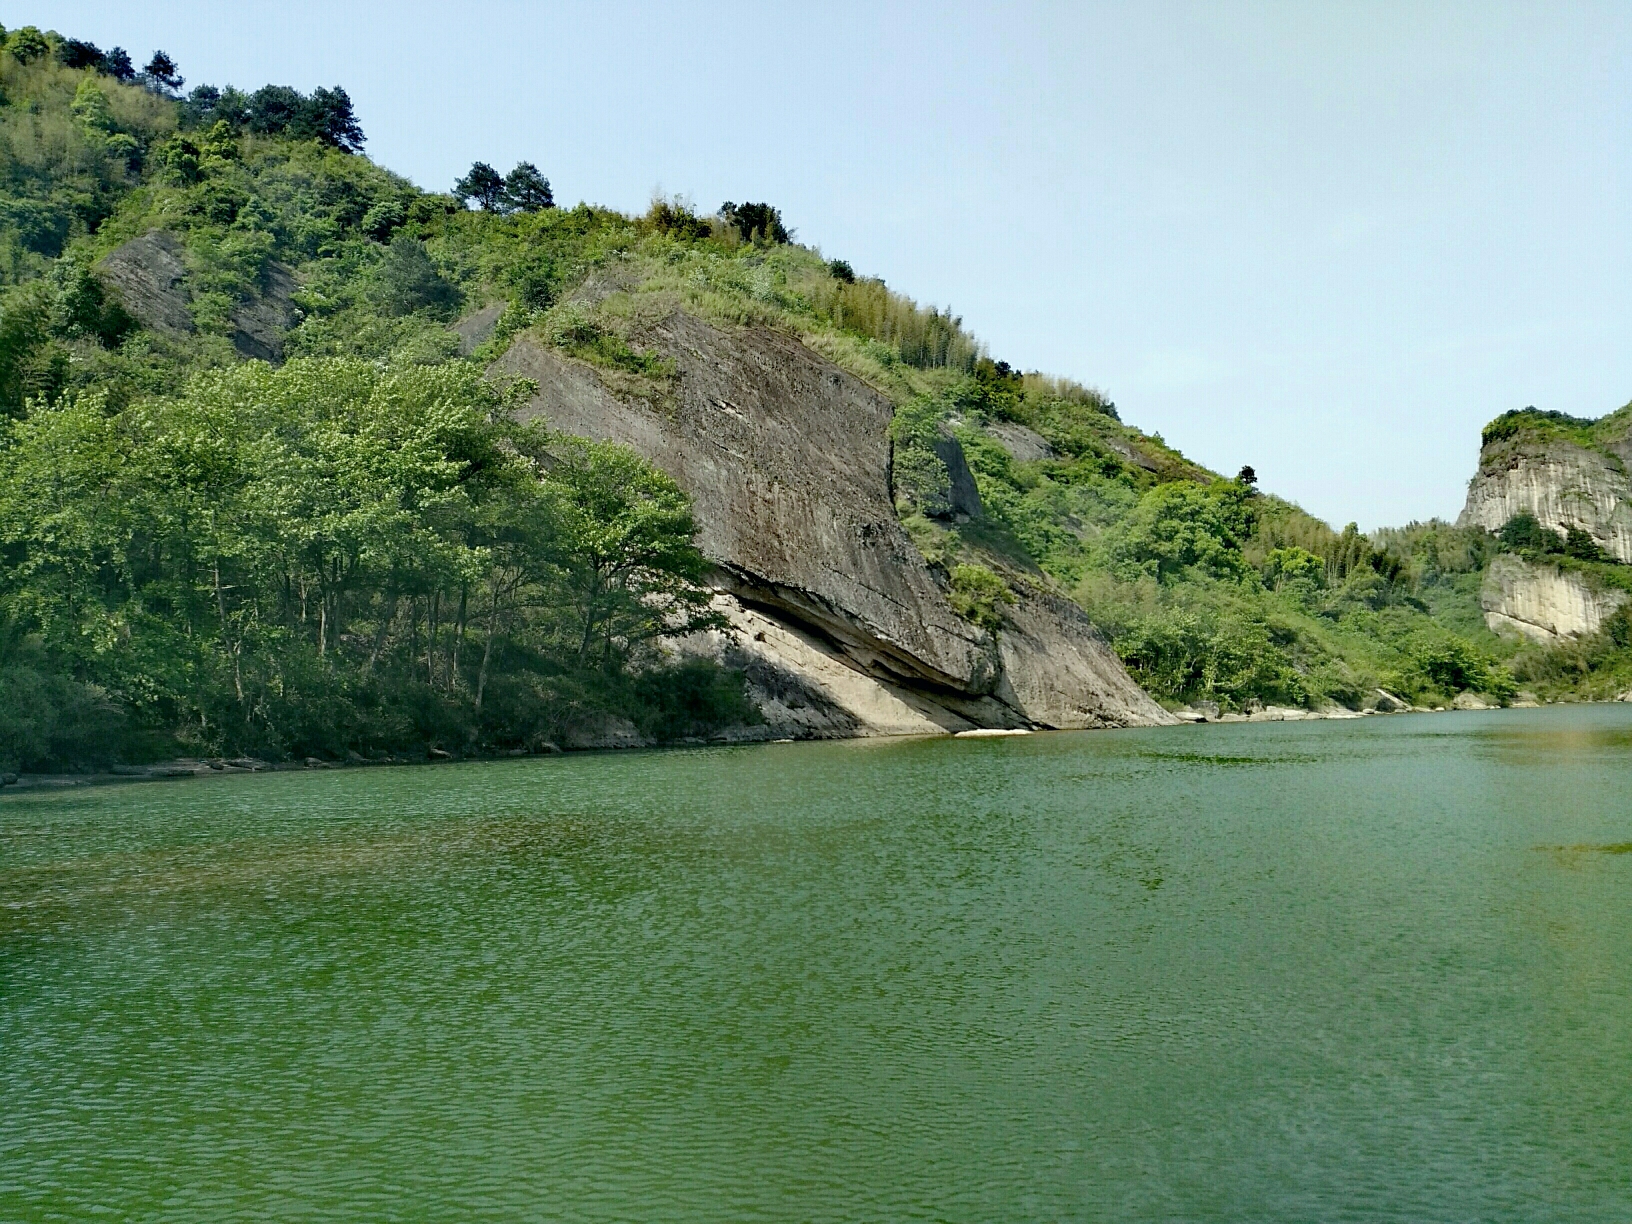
[{"x1": 2, "y1": 21, "x2": 1628, "y2": 773}]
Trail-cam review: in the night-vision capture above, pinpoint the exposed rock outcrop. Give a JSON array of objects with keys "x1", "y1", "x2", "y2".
[
  {"x1": 99, "y1": 230, "x2": 297, "y2": 363},
  {"x1": 1480, "y1": 553, "x2": 1628, "y2": 643},
  {"x1": 985, "y1": 420, "x2": 1055, "y2": 463},
  {"x1": 492, "y1": 314, "x2": 1173, "y2": 736},
  {"x1": 99, "y1": 231, "x2": 194, "y2": 335},
  {"x1": 930, "y1": 432, "x2": 984, "y2": 520},
  {"x1": 1458, "y1": 434, "x2": 1632, "y2": 562},
  {"x1": 452, "y1": 302, "x2": 505, "y2": 355},
  {"x1": 228, "y1": 261, "x2": 297, "y2": 363}
]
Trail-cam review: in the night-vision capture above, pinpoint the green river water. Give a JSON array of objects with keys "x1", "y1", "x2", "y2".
[{"x1": 3, "y1": 705, "x2": 1631, "y2": 1221}]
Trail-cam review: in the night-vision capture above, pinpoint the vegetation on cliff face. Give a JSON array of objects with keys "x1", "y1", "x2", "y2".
[{"x1": 2, "y1": 20, "x2": 1626, "y2": 768}]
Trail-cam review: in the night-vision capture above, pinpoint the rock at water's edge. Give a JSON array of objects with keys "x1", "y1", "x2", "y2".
[
  {"x1": 1480, "y1": 553, "x2": 1628, "y2": 643},
  {"x1": 492, "y1": 316, "x2": 1173, "y2": 734}
]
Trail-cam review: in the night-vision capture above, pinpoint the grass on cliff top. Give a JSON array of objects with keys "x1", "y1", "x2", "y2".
[{"x1": 1481, "y1": 402, "x2": 1632, "y2": 457}]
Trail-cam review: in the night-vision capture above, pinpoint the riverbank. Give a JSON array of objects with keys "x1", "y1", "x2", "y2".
[{"x1": 9, "y1": 691, "x2": 1629, "y2": 794}]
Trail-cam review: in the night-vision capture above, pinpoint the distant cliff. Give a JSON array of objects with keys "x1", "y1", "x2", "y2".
[
  {"x1": 1481, "y1": 554, "x2": 1628, "y2": 642},
  {"x1": 1458, "y1": 407, "x2": 1632, "y2": 563},
  {"x1": 1456, "y1": 406, "x2": 1632, "y2": 654}
]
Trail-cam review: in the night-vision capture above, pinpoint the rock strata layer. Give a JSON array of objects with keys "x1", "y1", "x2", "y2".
[
  {"x1": 100, "y1": 230, "x2": 297, "y2": 363},
  {"x1": 1480, "y1": 553, "x2": 1628, "y2": 643},
  {"x1": 1459, "y1": 434, "x2": 1632, "y2": 563},
  {"x1": 492, "y1": 314, "x2": 1172, "y2": 737}
]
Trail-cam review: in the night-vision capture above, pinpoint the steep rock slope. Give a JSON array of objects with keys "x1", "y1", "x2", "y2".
[
  {"x1": 100, "y1": 230, "x2": 298, "y2": 363},
  {"x1": 1458, "y1": 429, "x2": 1632, "y2": 563},
  {"x1": 1480, "y1": 554, "x2": 1628, "y2": 643},
  {"x1": 493, "y1": 314, "x2": 1172, "y2": 734}
]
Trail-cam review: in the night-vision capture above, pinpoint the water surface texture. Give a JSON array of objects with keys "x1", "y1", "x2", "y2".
[{"x1": 4, "y1": 706, "x2": 1631, "y2": 1221}]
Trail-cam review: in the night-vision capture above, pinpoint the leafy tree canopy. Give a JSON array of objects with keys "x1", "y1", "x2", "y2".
[
  {"x1": 505, "y1": 161, "x2": 553, "y2": 212},
  {"x1": 720, "y1": 200, "x2": 790, "y2": 244},
  {"x1": 141, "y1": 50, "x2": 183, "y2": 94}
]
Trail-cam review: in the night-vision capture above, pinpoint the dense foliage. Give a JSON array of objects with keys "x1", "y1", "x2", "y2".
[
  {"x1": 0, "y1": 359, "x2": 744, "y2": 770},
  {"x1": 0, "y1": 25, "x2": 754, "y2": 770}
]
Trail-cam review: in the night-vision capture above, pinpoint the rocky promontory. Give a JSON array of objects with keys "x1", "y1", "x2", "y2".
[
  {"x1": 1458, "y1": 410, "x2": 1632, "y2": 562},
  {"x1": 493, "y1": 312, "x2": 1173, "y2": 737}
]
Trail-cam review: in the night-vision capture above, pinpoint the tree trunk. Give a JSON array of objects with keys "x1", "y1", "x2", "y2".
[
  {"x1": 427, "y1": 590, "x2": 440, "y2": 687},
  {"x1": 474, "y1": 584, "x2": 501, "y2": 713},
  {"x1": 214, "y1": 562, "x2": 244, "y2": 705},
  {"x1": 366, "y1": 596, "x2": 396, "y2": 672},
  {"x1": 451, "y1": 583, "x2": 468, "y2": 688}
]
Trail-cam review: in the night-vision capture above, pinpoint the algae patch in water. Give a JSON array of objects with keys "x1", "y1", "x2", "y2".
[
  {"x1": 1133, "y1": 750, "x2": 1323, "y2": 767},
  {"x1": 1533, "y1": 842, "x2": 1632, "y2": 859}
]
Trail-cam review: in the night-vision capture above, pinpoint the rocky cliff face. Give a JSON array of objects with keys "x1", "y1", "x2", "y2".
[
  {"x1": 1458, "y1": 434, "x2": 1632, "y2": 562},
  {"x1": 100, "y1": 230, "x2": 298, "y2": 363},
  {"x1": 1481, "y1": 554, "x2": 1627, "y2": 643},
  {"x1": 492, "y1": 314, "x2": 1173, "y2": 736}
]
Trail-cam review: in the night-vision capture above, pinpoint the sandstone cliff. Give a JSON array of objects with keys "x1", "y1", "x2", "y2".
[
  {"x1": 1480, "y1": 554, "x2": 1628, "y2": 643},
  {"x1": 492, "y1": 314, "x2": 1173, "y2": 736},
  {"x1": 1458, "y1": 427, "x2": 1632, "y2": 562}
]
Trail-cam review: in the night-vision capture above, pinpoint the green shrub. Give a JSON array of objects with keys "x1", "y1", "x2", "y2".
[
  {"x1": 1499, "y1": 511, "x2": 1564, "y2": 554},
  {"x1": 1110, "y1": 480, "x2": 1257, "y2": 584},
  {"x1": 1388, "y1": 633, "x2": 1516, "y2": 703},
  {"x1": 947, "y1": 564, "x2": 1012, "y2": 630},
  {"x1": 1113, "y1": 609, "x2": 1309, "y2": 709},
  {"x1": 371, "y1": 235, "x2": 460, "y2": 317},
  {"x1": 645, "y1": 197, "x2": 711, "y2": 241},
  {"x1": 629, "y1": 660, "x2": 760, "y2": 741}
]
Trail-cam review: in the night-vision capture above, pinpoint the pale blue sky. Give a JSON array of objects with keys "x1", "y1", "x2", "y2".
[{"x1": 30, "y1": 1, "x2": 1632, "y2": 529}]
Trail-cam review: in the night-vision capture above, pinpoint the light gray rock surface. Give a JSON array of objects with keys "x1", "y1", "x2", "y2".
[
  {"x1": 493, "y1": 315, "x2": 1173, "y2": 735},
  {"x1": 991, "y1": 579, "x2": 1172, "y2": 729},
  {"x1": 1480, "y1": 553, "x2": 1628, "y2": 642},
  {"x1": 229, "y1": 261, "x2": 297, "y2": 363},
  {"x1": 452, "y1": 302, "x2": 505, "y2": 355},
  {"x1": 985, "y1": 421, "x2": 1055, "y2": 463},
  {"x1": 1458, "y1": 436, "x2": 1632, "y2": 562}
]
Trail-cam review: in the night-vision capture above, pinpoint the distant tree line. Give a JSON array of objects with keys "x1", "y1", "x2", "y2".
[
  {"x1": 181, "y1": 82, "x2": 365, "y2": 152},
  {"x1": 1, "y1": 25, "x2": 187, "y2": 94},
  {"x1": 0, "y1": 25, "x2": 366, "y2": 153}
]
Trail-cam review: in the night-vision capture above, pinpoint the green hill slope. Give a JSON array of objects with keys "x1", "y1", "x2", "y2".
[{"x1": 2, "y1": 20, "x2": 1626, "y2": 771}]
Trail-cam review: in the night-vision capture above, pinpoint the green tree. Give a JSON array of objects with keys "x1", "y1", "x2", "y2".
[
  {"x1": 141, "y1": 50, "x2": 184, "y2": 95},
  {"x1": 455, "y1": 162, "x2": 507, "y2": 211},
  {"x1": 537, "y1": 435, "x2": 726, "y2": 668},
  {"x1": 719, "y1": 201, "x2": 790, "y2": 244},
  {"x1": 6, "y1": 27, "x2": 51, "y2": 64},
  {"x1": 294, "y1": 86, "x2": 365, "y2": 152},
  {"x1": 371, "y1": 236, "x2": 461, "y2": 317},
  {"x1": 1498, "y1": 511, "x2": 1563, "y2": 554},
  {"x1": 1112, "y1": 480, "x2": 1257, "y2": 583},
  {"x1": 504, "y1": 162, "x2": 553, "y2": 211}
]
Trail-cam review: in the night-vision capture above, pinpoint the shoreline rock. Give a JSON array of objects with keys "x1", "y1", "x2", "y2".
[{"x1": 492, "y1": 314, "x2": 1173, "y2": 735}]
